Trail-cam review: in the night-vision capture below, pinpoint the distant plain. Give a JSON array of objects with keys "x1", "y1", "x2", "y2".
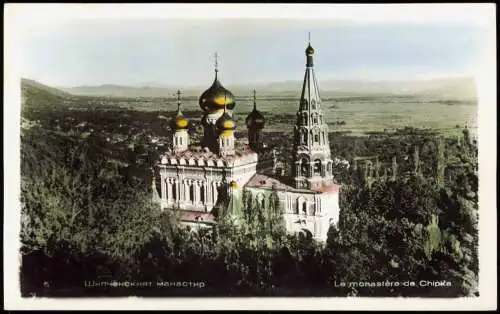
[
  {"x1": 23, "y1": 78, "x2": 478, "y2": 138},
  {"x1": 74, "y1": 96, "x2": 477, "y2": 137}
]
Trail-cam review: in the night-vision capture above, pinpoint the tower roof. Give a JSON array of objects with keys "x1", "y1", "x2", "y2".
[
  {"x1": 216, "y1": 94, "x2": 236, "y2": 132},
  {"x1": 245, "y1": 89, "x2": 265, "y2": 129},
  {"x1": 305, "y1": 32, "x2": 315, "y2": 67},
  {"x1": 299, "y1": 36, "x2": 321, "y2": 107},
  {"x1": 199, "y1": 52, "x2": 236, "y2": 112},
  {"x1": 305, "y1": 44, "x2": 315, "y2": 56},
  {"x1": 170, "y1": 90, "x2": 189, "y2": 130}
]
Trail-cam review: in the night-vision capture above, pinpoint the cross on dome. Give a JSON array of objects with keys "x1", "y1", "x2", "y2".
[{"x1": 199, "y1": 51, "x2": 236, "y2": 113}]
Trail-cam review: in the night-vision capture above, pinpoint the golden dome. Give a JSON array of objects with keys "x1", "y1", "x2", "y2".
[
  {"x1": 171, "y1": 90, "x2": 189, "y2": 130},
  {"x1": 230, "y1": 180, "x2": 239, "y2": 189},
  {"x1": 223, "y1": 119, "x2": 235, "y2": 130},
  {"x1": 220, "y1": 130, "x2": 234, "y2": 138},
  {"x1": 170, "y1": 109, "x2": 189, "y2": 130},
  {"x1": 199, "y1": 75, "x2": 236, "y2": 112},
  {"x1": 173, "y1": 116, "x2": 189, "y2": 130},
  {"x1": 216, "y1": 110, "x2": 236, "y2": 132}
]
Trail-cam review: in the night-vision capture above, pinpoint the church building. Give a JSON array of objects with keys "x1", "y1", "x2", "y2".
[{"x1": 157, "y1": 39, "x2": 341, "y2": 241}]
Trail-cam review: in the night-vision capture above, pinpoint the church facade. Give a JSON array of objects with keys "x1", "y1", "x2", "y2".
[{"x1": 156, "y1": 40, "x2": 341, "y2": 242}]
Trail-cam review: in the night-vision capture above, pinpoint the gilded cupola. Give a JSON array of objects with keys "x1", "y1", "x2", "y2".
[
  {"x1": 199, "y1": 53, "x2": 236, "y2": 112},
  {"x1": 216, "y1": 94, "x2": 236, "y2": 138},
  {"x1": 170, "y1": 90, "x2": 189, "y2": 130},
  {"x1": 216, "y1": 108, "x2": 236, "y2": 132}
]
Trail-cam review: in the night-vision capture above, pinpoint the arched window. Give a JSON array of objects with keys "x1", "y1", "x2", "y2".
[
  {"x1": 311, "y1": 99, "x2": 316, "y2": 110},
  {"x1": 200, "y1": 185, "x2": 205, "y2": 203},
  {"x1": 189, "y1": 184, "x2": 195, "y2": 202},
  {"x1": 302, "y1": 99, "x2": 308, "y2": 110},
  {"x1": 313, "y1": 159, "x2": 321, "y2": 175},
  {"x1": 302, "y1": 202, "x2": 307, "y2": 215},
  {"x1": 172, "y1": 183, "x2": 177, "y2": 200},
  {"x1": 301, "y1": 130, "x2": 307, "y2": 144},
  {"x1": 179, "y1": 137, "x2": 183, "y2": 145},
  {"x1": 301, "y1": 158, "x2": 309, "y2": 176},
  {"x1": 314, "y1": 133, "x2": 319, "y2": 143}
]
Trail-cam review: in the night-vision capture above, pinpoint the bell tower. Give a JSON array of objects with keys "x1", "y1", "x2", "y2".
[{"x1": 292, "y1": 34, "x2": 334, "y2": 190}]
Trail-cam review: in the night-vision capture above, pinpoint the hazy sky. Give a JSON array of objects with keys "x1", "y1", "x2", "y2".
[{"x1": 19, "y1": 19, "x2": 488, "y2": 87}]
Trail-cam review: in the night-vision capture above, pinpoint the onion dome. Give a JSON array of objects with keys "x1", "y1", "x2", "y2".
[
  {"x1": 305, "y1": 33, "x2": 315, "y2": 67},
  {"x1": 216, "y1": 96, "x2": 236, "y2": 137},
  {"x1": 171, "y1": 114, "x2": 188, "y2": 130},
  {"x1": 170, "y1": 90, "x2": 189, "y2": 130},
  {"x1": 305, "y1": 43, "x2": 315, "y2": 56},
  {"x1": 216, "y1": 109, "x2": 235, "y2": 132},
  {"x1": 199, "y1": 53, "x2": 236, "y2": 112},
  {"x1": 245, "y1": 90, "x2": 265, "y2": 129}
]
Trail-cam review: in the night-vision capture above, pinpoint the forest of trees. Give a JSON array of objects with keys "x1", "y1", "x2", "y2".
[{"x1": 19, "y1": 108, "x2": 479, "y2": 297}]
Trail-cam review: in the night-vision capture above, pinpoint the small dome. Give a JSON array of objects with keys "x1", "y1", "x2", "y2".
[
  {"x1": 245, "y1": 108, "x2": 265, "y2": 129},
  {"x1": 216, "y1": 111, "x2": 236, "y2": 131},
  {"x1": 230, "y1": 180, "x2": 239, "y2": 189},
  {"x1": 199, "y1": 76, "x2": 236, "y2": 112},
  {"x1": 219, "y1": 130, "x2": 233, "y2": 138},
  {"x1": 170, "y1": 112, "x2": 189, "y2": 130},
  {"x1": 305, "y1": 44, "x2": 315, "y2": 56}
]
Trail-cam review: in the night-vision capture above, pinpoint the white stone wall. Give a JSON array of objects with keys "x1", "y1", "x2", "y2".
[
  {"x1": 282, "y1": 190, "x2": 339, "y2": 242},
  {"x1": 245, "y1": 186, "x2": 340, "y2": 242},
  {"x1": 159, "y1": 155, "x2": 258, "y2": 212},
  {"x1": 158, "y1": 151, "x2": 340, "y2": 242},
  {"x1": 173, "y1": 129, "x2": 189, "y2": 152}
]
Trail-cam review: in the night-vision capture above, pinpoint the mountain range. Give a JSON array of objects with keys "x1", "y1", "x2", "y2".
[{"x1": 55, "y1": 77, "x2": 477, "y2": 100}]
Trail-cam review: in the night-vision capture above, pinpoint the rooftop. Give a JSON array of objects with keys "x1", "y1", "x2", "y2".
[
  {"x1": 161, "y1": 142, "x2": 259, "y2": 166},
  {"x1": 245, "y1": 172, "x2": 340, "y2": 194},
  {"x1": 173, "y1": 209, "x2": 216, "y2": 224}
]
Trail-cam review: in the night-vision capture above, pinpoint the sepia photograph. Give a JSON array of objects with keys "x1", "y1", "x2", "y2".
[{"x1": 3, "y1": 3, "x2": 497, "y2": 311}]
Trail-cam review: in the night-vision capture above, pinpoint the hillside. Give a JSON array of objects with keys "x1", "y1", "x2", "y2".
[
  {"x1": 21, "y1": 78, "x2": 74, "y2": 111},
  {"x1": 57, "y1": 77, "x2": 478, "y2": 100}
]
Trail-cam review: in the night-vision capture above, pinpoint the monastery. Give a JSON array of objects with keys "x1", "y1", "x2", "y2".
[{"x1": 155, "y1": 39, "x2": 341, "y2": 241}]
